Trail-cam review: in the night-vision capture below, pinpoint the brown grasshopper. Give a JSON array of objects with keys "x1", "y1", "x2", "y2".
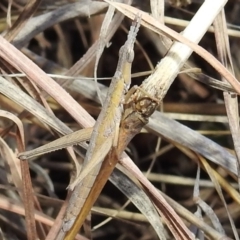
[{"x1": 19, "y1": 15, "x2": 141, "y2": 240}]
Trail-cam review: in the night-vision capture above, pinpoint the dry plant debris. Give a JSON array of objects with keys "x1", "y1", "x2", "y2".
[{"x1": 0, "y1": 0, "x2": 240, "y2": 239}]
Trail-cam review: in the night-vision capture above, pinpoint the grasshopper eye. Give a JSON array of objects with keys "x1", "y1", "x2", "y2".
[
  {"x1": 118, "y1": 46, "x2": 134, "y2": 62},
  {"x1": 126, "y1": 49, "x2": 134, "y2": 62}
]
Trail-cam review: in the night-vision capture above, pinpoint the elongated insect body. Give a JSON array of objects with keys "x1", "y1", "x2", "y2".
[{"x1": 58, "y1": 15, "x2": 141, "y2": 240}]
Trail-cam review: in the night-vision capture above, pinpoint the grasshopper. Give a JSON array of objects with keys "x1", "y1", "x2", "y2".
[
  {"x1": 19, "y1": 15, "x2": 141, "y2": 239},
  {"x1": 57, "y1": 15, "x2": 141, "y2": 239}
]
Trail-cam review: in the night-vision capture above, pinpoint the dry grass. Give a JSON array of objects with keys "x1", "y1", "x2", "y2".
[{"x1": 0, "y1": 0, "x2": 239, "y2": 239}]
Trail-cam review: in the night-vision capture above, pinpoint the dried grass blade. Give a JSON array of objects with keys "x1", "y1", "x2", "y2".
[
  {"x1": 105, "y1": 1, "x2": 240, "y2": 95},
  {"x1": 20, "y1": 160, "x2": 39, "y2": 240},
  {"x1": 119, "y1": 152, "x2": 194, "y2": 240},
  {"x1": 4, "y1": 0, "x2": 42, "y2": 42},
  {"x1": 193, "y1": 162, "x2": 225, "y2": 236},
  {"x1": 111, "y1": 168, "x2": 166, "y2": 240},
  {"x1": 59, "y1": 0, "x2": 132, "y2": 89},
  {"x1": 199, "y1": 155, "x2": 239, "y2": 239},
  {"x1": 0, "y1": 136, "x2": 37, "y2": 240},
  {"x1": 0, "y1": 33, "x2": 95, "y2": 129},
  {"x1": 13, "y1": 2, "x2": 108, "y2": 48},
  {"x1": 147, "y1": 111, "x2": 237, "y2": 175},
  {"x1": 213, "y1": 11, "x2": 240, "y2": 190},
  {"x1": 162, "y1": 143, "x2": 234, "y2": 239},
  {"x1": 0, "y1": 110, "x2": 24, "y2": 148},
  {"x1": 161, "y1": 191, "x2": 230, "y2": 239},
  {"x1": 0, "y1": 76, "x2": 84, "y2": 137},
  {"x1": 0, "y1": 138, "x2": 22, "y2": 193},
  {"x1": 150, "y1": 0, "x2": 164, "y2": 22},
  {"x1": 213, "y1": 13, "x2": 240, "y2": 238},
  {"x1": 94, "y1": 3, "x2": 115, "y2": 105},
  {"x1": 191, "y1": 164, "x2": 204, "y2": 239}
]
